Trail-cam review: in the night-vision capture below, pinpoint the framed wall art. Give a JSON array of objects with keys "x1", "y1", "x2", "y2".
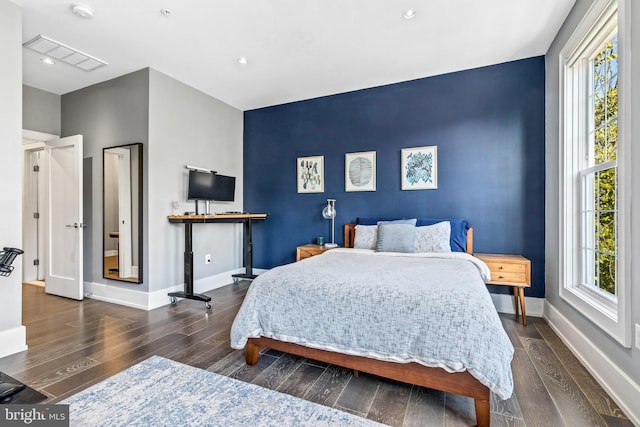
[
  {"x1": 345, "y1": 151, "x2": 376, "y2": 192},
  {"x1": 401, "y1": 146, "x2": 437, "y2": 190},
  {"x1": 297, "y1": 156, "x2": 324, "y2": 193}
]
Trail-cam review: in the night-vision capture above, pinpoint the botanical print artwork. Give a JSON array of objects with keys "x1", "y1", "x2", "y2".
[
  {"x1": 401, "y1": 146, "x2": 438, "y2": 190},
  {"x1": 297, "y1": 156, "x2": 324, "y2": 193},
  {"x1": 345, "y1": 151, "x2": 376, "y2": 192}
]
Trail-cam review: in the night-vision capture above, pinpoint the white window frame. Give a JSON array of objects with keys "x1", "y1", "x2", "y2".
[{"x1": 558, "y1": 0, "x2": 631, "y2": 347}]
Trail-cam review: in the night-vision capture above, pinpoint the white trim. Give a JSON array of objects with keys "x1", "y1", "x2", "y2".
[
  {"x1": 0, "y1": 326, "x2": 27, "y2": 358},
  {"x1": 544, "y1": 302, "x2": 640, "y2": 426},
  {"x1": 104, "y1": 250, "x2": 118, "y2": 257},
  {"x1": 85, "y1": 281, "x2": 150, "y2": 310},
  {"x1": 22, "y1": 129, "x2": 58, "y2": 142},
  {"x1": 558, "y1": 0, "x2": 630, "y2": 347},
  {"x1": 490, "y1": 294, "x2": 544, "y2": 318},
  {"x1": 83, "y1": 268, "x2": 267, "y2": 311}
]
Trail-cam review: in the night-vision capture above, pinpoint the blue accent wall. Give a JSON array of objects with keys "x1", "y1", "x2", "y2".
[{"x1": 244, "y1": 56, "x2": 545, "y2": 298}]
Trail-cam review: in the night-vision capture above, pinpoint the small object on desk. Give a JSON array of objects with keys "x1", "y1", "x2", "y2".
[{"x1": 316, "y1": 236, "x2": 324, "y2": 246}]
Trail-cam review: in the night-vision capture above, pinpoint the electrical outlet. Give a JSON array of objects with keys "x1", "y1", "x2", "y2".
[
  {"x1": 205, "y1": 254, "x2": 211, "y2": 265},
  {"x1": 635, "y1": 324, "x2": 640, "y2": 350}
]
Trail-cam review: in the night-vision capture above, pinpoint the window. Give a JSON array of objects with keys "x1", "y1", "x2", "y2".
[
  {"x1": 581, "y1": 34, "x2": 618, "y2": 298},
  {"x1": 559, "y1": 0, "x2": 631, "y2": 347}
]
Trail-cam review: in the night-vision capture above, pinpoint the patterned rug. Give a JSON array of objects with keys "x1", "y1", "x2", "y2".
[{"x1": 62, "y1": 355, "x2": 386, "y2": 426}]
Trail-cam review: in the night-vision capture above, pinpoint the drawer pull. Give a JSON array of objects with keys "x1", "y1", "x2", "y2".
[
  {"x1": 499, "y1": 265, "x2": 504, "y2": 270},
  {"x1": 499, "y1": 275, "x2": 505, "y2": 279}
]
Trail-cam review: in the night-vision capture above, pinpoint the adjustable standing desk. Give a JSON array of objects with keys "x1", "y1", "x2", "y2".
[{"x1": 167, "y1": 213, "x2": 267, "y2": 308}]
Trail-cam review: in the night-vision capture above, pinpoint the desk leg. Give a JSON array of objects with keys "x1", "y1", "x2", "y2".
[
  {"x1": 168, "y1": 222, "x2": 212, "y2": 309},
  {"x1": 232, "y1": 219, "x2": 258, "y2": 281},
  {"x1": 185, "y1": 222, "x2": 193, "y2": 294}
]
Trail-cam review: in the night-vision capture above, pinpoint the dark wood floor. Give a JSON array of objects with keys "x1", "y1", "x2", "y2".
[{"x1": 0, "y1": 283, "x2": 633, "y2": 426}]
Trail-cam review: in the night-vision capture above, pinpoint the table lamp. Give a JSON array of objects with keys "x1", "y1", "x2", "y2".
[{"x1": 322, "y1": 199, "x2": 338, "y2": 248}]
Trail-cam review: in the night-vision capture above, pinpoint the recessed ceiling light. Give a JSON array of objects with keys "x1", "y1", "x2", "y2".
[
  {"x1": 403, "y1": 9, "x2": 416, "y2": 19},
  {"x1": 71, "y1": 3, "x2": 94, "y2": 19},
  {"x1": 41, "y1": 57, "x2": 55, "y2": 65},
  {"x1": 237, "y1": 57, "x2": 248, "y2": 65},
  {"x1": 160, "y1": 8, "x2": 172, "y2": 17}
]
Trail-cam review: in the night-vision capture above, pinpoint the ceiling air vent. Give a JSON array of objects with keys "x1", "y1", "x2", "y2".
[{"x1": 22, "y1": 34, "x2": 107, "y2": 72}]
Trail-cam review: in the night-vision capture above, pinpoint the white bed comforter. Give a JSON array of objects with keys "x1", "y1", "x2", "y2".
[{"x1": 230, "y1": 249, "x2": 514, "y2": 399}]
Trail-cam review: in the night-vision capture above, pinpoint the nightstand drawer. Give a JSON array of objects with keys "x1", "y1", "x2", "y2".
[
  {"x1": 474, "y1": 253, "x2": 531, "y2": 287},
  {"x1": 298, "y1": 248, "x2": 317, "y2": 260},
  {"x1": 296, "y1": 244, "x2": 334, "y2": 261},
  {"x1": 488, "y1": 271, "x2": 527, "y2": 284},
  {"x1": 484, "y1": 261, "x2": 527, "y2": 274}
]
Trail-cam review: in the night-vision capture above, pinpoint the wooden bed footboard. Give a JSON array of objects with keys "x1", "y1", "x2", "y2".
[{"x1": 246, "y1": 337, "x2": 490, "y2": 427}]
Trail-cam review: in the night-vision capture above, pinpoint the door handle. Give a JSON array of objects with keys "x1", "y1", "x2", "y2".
[{"x1": 65, "y1": 223, "x2": 85, "y2": 229}]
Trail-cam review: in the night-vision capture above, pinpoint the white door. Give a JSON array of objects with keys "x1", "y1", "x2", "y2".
[{"x1": 44, "y1": 135, "x2": 83, "y2": 300}]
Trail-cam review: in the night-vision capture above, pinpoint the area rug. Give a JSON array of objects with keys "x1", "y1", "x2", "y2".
[{"x1": 62, "y1": 355, "x2": 386, "y2": 426}]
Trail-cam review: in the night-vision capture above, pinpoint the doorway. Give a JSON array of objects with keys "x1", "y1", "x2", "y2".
[
  {"x1": 22, "y1": 130, "x2": 55, "y2": 284},
  {"x1": 22, "y1": 130, "x2": 85, "y2": 300}
]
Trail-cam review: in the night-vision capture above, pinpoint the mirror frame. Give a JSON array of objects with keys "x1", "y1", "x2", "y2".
[{"x1": 102, "y1": 142, "x2": 143, "y2": 284}]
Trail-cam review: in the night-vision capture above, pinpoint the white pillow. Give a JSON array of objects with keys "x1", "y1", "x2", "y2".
[
  {"x1": 353, "y1": 225, "x2": 377, "y2": 249},
  {"x1": 414, "y1": 221, "x2": 451, "y2": 253}
]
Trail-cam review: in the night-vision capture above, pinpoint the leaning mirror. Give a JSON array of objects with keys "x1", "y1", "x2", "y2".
[{"x1": 103, "y1": 143, "x2": 143, "y2": 283}]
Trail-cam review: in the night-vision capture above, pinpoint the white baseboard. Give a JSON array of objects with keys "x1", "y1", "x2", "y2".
[
  {"x1": 0, "y1": 325, "x2": 27, "y2": 358},
  {"x1": 104, "y1": 250, "x2": 118, "y2": 257},
  {"x1": 544, "y1": 302, "x2": 640, "y2": 426},
  {"x1": 84, "y1": 268, "x2": 257, "y2": 311},
  {"x1": 491, "y1": 293, "x2": 544, "y2": 317},
  {"x1": 85, "y1": 281, "x2": 150, "y2": 310}
]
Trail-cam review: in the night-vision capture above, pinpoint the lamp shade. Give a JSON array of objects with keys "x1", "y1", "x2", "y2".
[
  {"x1": 322, "y1": 199, "x2": 338, "y2": 248},
  {"x1": 322, "y1": 204, "x2": 336, "y2": 219}
]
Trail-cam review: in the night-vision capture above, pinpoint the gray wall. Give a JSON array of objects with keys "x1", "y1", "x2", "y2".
[
  {"x1": 147, "y1": 69, "x2": 244, "y2": 293},
  {"x1": 60, "y1": 67, "x2": 243, "y2": 295},
  {"x1": 61, "y1": 69, "x2": 150, "y2": 290},
  {"x1": 0, "y1": 0, "x2": 24, "y2": 356},
  {"x1": 23, "y1": 85, "x2": 61, "y2": 135},
  {"x1": 545, "y1": 0, "x2": 640, "y2": 405}
]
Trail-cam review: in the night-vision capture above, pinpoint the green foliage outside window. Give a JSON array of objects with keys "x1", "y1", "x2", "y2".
[{"x1": 592, "y1": 37, "x2": 618, "y2": 295}]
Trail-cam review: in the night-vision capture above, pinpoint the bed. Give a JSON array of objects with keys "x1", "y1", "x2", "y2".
[{"x1": 231, "y1": 220, "x2": 514, "y2": 426}]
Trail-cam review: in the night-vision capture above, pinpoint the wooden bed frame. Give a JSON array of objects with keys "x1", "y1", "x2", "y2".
[{"x1": 245, "y1": 223, "x2": 491, "y2": 427}]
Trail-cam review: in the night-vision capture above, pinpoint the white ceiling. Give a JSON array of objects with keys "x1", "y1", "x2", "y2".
[{"x1": 16, "y1": 0, "x2": 575, "y2": 111}]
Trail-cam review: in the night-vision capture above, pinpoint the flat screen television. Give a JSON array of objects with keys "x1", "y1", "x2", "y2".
[
  {"x1": 187, "y1": 170, "x2": 216, "y2": 200},
  {"x1": 187, "y1": 170, "x2": 236, "y2": 202},
  {"x1": 210, "y1": 174, "x2": 236, "y2": 202}
]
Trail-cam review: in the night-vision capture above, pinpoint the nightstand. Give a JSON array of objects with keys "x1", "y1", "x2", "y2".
[
  {"x1": 474, "y1": 253, "x2": 531, "y2": 326},
  {"x1": 296, "y1": 244, "x2": 335, "y2": 261}
]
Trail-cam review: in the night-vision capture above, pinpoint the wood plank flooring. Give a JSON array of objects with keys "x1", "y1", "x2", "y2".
[{"x1": 0, "y1": 282, "x2": 633, "y2": 426}]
